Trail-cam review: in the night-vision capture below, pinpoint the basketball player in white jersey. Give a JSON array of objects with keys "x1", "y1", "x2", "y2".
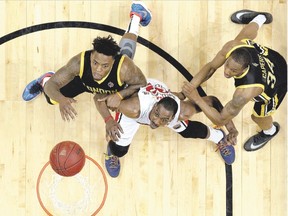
[{"x1": 101, "y1": 79, "x2": 238, "y2": 177}]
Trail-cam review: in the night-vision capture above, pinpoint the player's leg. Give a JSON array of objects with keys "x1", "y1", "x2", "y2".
[
  {"x1": 169, "y1": 120, "x2": 235, "y2": 165},
  {"x1": 104, "y1": 113, "x2": 140, "y2": 177},
  {"x1": 243, "y1": 114, "x2": 280, "y2": 152},
  {"x1": 119, "y1": 1, "x2": 152, "y2": 60},
  {"x1": 104, "y1": 140, "x2": 128, "y2": 178},
  {"x1": 231, "y1": 10, "x2": 273, "y2": 41},
  {"x1": 244, "y1": 85, "x2": 287, "y2": 151},
  {"x1": 252, "y1": 115, "x2": 274, "y2": 131}
]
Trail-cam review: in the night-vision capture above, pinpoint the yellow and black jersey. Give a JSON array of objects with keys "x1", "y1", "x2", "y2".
[
  {"x1": 44, "y1": 50, "x2": 127, "y2": 104},
  {"x1": 226, "y1": 39, "x2": 287, "y2": 103},
  {"x1": 79, "y1": 50, "x2": 127, "y2": 95}
]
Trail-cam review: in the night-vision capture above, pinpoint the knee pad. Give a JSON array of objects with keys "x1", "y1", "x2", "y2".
[
  {"x1": 119, "y1": 38, "x2": 136, "y2": 59},
  {"x1": 178, "y1": 121, "x2": 208, "y2": 139},
  {"x1": 109, "y1": 140, "x2": 130, "y2": 157}
]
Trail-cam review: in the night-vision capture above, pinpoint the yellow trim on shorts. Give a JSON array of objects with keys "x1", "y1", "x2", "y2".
[
  {"x1": 252, "y1": 108, "x2": 276, "y2": 117},
  {"x1": 117, "y1": 55, "x2": 125, "y2": 86},
  {"x1": 259, "y1": 92, "x2": 271, "y2": 101},
  {"x1": 252, "y1": 94, "x2": 279, "y2": 117},
  {"x1": 79, "y1": 51, "x2": 85, "y2": 78},
  {"x1": 274, "y1": 93, "x2": 279, "y2": 106}
]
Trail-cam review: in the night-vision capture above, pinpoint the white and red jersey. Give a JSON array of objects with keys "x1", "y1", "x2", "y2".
[
  {"x1": 115, "y1": 79, "x2": 186, "y2": 147},
  {"x1": 135, "y1": 78, "x2": 181, "y2": 126}
]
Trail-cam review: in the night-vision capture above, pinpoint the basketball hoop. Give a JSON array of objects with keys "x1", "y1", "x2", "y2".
[{"x1": 36, "y1": 155, "x2": 108, "y2": 215}]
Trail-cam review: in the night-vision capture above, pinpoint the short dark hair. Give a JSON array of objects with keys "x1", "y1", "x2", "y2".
[
  {"x1": 230, "y1": 47, "x2": 252, "y2": 69},
  {"x1": 92, "y1": 35, "x2": 120, "y2": 57},
  {"x1": 157, "y1": 97, "x2": 178, "y2": 116}
]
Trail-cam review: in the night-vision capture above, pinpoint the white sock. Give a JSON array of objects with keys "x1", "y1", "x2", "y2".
[
  {"x1": 207, "y1": 126, "x2": 224, "y2": 144},
  {"x1": 250, "y1": 14, "x2": 266, "y2": 28},
  {"x1": 126, "y1": 15, "x2": 141, "y2": 35},
  {"x1": 236, "y1": 12, "x2": 267, "y2": 28},
  {"x1": 263, "y1": 124, "x2": 276, "y2": 135}
]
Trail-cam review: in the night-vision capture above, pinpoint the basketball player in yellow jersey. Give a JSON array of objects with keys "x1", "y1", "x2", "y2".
[
  {"x1": 22, "y1": 2, "x2": 152, "y2": 142},
  {"x1": 182, "y1": 10, "x2": 287, "y2": 151}
]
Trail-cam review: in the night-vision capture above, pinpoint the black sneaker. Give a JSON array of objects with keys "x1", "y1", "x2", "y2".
[
  {"x1": 230, "y1": 9, "x2": 273, "y2": 24},
  {"x1": 244, "y1": 122, "x2": 280, "y2": 151}
]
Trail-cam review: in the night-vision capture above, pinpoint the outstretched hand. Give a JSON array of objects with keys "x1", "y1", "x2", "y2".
[
  {"x1": 98, "y1": 93, "x2": 122, "y2": 110},
  {"x1": 105, "y1": 118, "x2": 124, "y2": 142},
  {"x1": 59, "y1": 97, "x2": 77, "y2": 121},
  {"x1": 219, "y1": 131, "x2": 238, "y2": 146},
  {"x1": 226, "y1": 130, "x2": 238, "y2": 146}
]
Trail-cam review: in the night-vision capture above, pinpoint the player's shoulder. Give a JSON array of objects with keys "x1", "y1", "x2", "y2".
[
  {"x1": 121, "y1": 54, "x2": 133, "y2": 65},
  {"x1": 67, "y1": 52, "x2": 83, "y2": 65},
  {"x1": 220, "y1": 40, "x2": 250, "y2": 58},
  {"x1": 60, "y1": 52, "x2": 83, "y2": 76},
  {"x1": 222, "y1": 40, "x2": 245, "y2": 51},
  {"x1": 119, "y1": 55, "x2": 135, "y2": 73}
]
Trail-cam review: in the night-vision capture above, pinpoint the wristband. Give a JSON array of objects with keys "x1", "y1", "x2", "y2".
[
  {"x1": 116, "y1": 92, "x2": 123, "y2": 100},
  {"x1": 104, "y1": 115, "x2": 113, "y2": 123}
]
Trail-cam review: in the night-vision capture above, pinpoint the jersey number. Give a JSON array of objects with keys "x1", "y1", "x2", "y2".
[
  {"x1": 264, "y1": 57, "x2": 276, "y2": 89},
  {"x1": 267, "y1": 71, "x2": 276, "y2": 89}
]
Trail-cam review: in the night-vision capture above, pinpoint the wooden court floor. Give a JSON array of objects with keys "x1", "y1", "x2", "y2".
[{"x1": 0, "y1": 1, "x2": 287, "y2": 216}]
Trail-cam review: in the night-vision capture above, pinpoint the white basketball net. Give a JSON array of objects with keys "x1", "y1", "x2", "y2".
[{"x1": 48, "y1": 174, "x2": 96, "y2": 215}]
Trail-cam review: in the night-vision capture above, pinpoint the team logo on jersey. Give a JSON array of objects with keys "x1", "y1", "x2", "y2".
[
  {"x1": 108, "y1": 82, "x2": 114, "y2": 88},
  {"x1": 144, "y1": 82, "x2": 176, "y2": 101}
]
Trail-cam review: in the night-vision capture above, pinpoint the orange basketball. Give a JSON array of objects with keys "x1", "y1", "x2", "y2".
[{"x1": 49, "y1": 141, "x2": 86, "y2": 177}]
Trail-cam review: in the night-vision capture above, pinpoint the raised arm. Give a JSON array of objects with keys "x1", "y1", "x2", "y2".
[
  {"x1": 44, "y1": 53, "x2": 81, "y2": 121},
  {"x1": 182, "y1": 82, "x2": 262, "y2": 125},
  {"x1": 96, "y1": 56, "x2": 146, "y2": 141},
  {"x1": 190, "y1": 16, "x2": 263, "y2": 88},
  {"x1": 117, "y1": 96, "x2": 141, "y2": 118},
  {"x1": 44, "y1": 54, "x2": 80, "y2": 101},
  {"x1": 119, "y1": 56, "x2": 147, "y2": 97},
  {"x1": 101, "y1": 56, "x2": 147, "y2": 109},
  {"x1": 190, "y1": 42, "x2": 231, "y2": 88},
  {"x1": 94, "y1": 93, "x2": 124, "y2": 142},
  {"x1": 203, "y1": 96, "x2": 239, "y2": 145}
]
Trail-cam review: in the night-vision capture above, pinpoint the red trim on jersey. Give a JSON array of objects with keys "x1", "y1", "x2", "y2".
[{"x1": 115, "y1": 112, "x2": 121, "y2": 122}]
